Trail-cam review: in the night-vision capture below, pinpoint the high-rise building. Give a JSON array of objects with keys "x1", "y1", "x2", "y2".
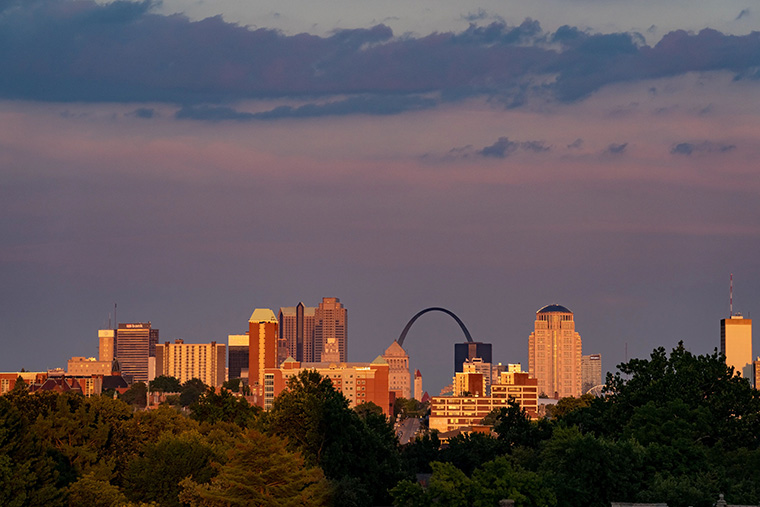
[
  {"x1": 383, "y1": 340, "x2": 411, "y2": 399},
  {"x1": 463, "y1": 357, "x2": 493, "y2": 395},
  {"x1": 528, "y1": 304, "x2": 582, "y2": 399},
  {"x1": 314, "y1": 297, "x2": 348, "y2": 362},
  {"x1": 454, "y1": 342, "x2": 492, "y2": 373},
  {"x1": 753, "y1": 357, "x2": 760, "y2": 390},
  {"x1": 155, "y1": 339, "x2": 226, "y2": 388},
  {"x1": 98, "y1": 329, "x2": 115, "y2": 363},
  {"x1": 279, "y1": 303, "x2": 316, "y2": 362},
  {"x1": 581, "y1": 354, "x2": 602, "y2": 394},
  {"x1": 721, "y1": 315, "x2": 753, "y2": 379},
  {"x1": 67, "y1": 357, "x2": 112, "y2": 377},
  {"x1": 249, "y1": 309, "x2": 278, "y2": 400},
  {"x1": 414, "y1": 369, "x2": 423, "y2": 400},
  {"x1": 227, "y1": 334, "x2": 249, "y2": 382},
  {"x1": 116, "y1": 322, "x2": 159, "y2": 383}
]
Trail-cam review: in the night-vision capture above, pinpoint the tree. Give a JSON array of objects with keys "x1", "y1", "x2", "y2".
[
  {"x1": 67, "y1": 473, "x2": 130, "y2": 507},
  {"x1": 180, "y1": 378, "x2": 207, "y2": 407},
  {"x1": 12, "y1": 375, "x2": 28, "y2": 392},
  {"x1": 493, "y1": 400, "x2": 551, "y2": 450},
  {"x1": 179, "y1": 430, "x2": 331, "y2": 506},
  {"x1": 121, "y1": 382, "x2": 147, "y2": 408},
  {"x1": 265, "y1": 370, "x2": 404, "y2": 506},
  {"x1": 149, "y1": 375, "x2": 181, "y2": 393},
  {"x1": 123, "y1": 431, "x2": 219, "y2": 507},
  {"x1": 190, "y1": 388, "x2": 261, "y2": 428},
  {"x1": 471, "y1": 457, "x2": 556, "y2": 507},
  {"x1": 221, "y1": 378, "x2": 241, "y2": 393}
]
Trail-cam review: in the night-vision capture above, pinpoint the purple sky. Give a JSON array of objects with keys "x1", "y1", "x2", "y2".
[{"x1": 1, "y1": 0, "x2": 759, "y2": 393}]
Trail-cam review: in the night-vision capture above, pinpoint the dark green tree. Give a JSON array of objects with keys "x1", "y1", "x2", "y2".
[
  {"x1": 123, "y1": 431, "x2": 219, "y2": 507},
  {"x1": 180, "y1": 378, "x2": 207, "y2": 407},
  {"x1": 265, "y1": 370, "x2": 403, "y2": 506},
  {"x1": 179, "y1": 430, "x2": 332, "y2": 506},
  {"x1": 149, "y1": 375, "x2": 181, "y2": 393},
  {"x1": 120, "y1": 382, "x2": 148, "y2": 408},
  {"x1": 190, "y1": 388, "x2": 261, "y2": 428}
]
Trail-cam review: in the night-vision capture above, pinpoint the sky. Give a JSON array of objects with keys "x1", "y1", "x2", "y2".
[{"x1": 2, "y1": 0, "x2": 760, "y2": 394}]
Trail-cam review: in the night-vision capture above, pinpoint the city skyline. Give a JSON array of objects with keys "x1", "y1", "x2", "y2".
[{"x1": 2, "y1": 0, "x2": 760, "y2": 393}]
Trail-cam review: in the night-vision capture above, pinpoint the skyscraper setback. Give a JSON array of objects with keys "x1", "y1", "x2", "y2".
[{"x1": 528, "y1": 304, "x2": 582, "y2": 398}]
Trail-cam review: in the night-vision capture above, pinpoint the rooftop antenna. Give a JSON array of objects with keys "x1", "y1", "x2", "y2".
[{"x1": 730, "y1": 274, "x2": 733, "y2": 317}]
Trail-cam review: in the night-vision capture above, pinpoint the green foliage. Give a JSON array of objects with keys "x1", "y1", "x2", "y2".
[
  {"x1": 123, "y1": 431, "x2": 219, "y2": 507},
  {"x1": 12, "y1": 375, "x2": 28, "y2": 392},
  {"x1": 354, "y1": 400, "x2": 384, "y2": 419},
  {"x1": 438, "y1": 432, "x2": 505, "y2": 475},
  {"x1": 265, "y1": 369, "x2": 404, "y2": 506},
  {"x1": 544, "y1": 393, "x2": 594, "y2": 419},
  {"x1": 471, "y1": 457, "x2": 556, "y2": 507},
  {"x1": 179, "y1": 430, "x2": 332, "y2": 506},
  {"x1": 67, "y1": 473, "x2": 129, "y2": 507},
  {"x1": 189, "y1": 388, "x2": 261, "y2": 428},
  {"x1": 493, "y1": 400, "x2": 551, "y2": 449},
  {"x1": 120, "y1": 382, "x2": 147, "y2": 408},
  {"x1": 400, "y1": 431, "x2": 441, "y2": 475},
  {"x1": 221, "y1": 377, "x2": 241, "y2": 393},
  {"x1": 149, "y1": 375, "x2": 181, "y2": 393},
  {"x1": 393, "y1": 397, "x2": 427, "y2": 420},
  {"x1": 180, "y1": 378, "x2": 207, "y2": 407}
]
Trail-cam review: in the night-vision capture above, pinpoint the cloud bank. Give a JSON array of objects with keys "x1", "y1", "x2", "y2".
[{"x1": 1, "y1": 0, "x2": 760, "y2": 116}]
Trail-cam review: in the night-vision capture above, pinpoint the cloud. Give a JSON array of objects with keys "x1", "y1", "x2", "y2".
[
  {"x1": 670, "y1": 141, "x2": 736, "y2": 155},
  {"x1": 605, "y1": 142, "x2": 628, "y2": 155},
  {"x1": 567, "y1": 138, "x2": 583, "y2": 149},
  {"x1": 476, "y1": 137, "x2": 551, "y2": 158},
  {"x1": 130, "y1": 107, "x2": 156, "y2": 119},
  {"x1": 2, "y1": 0, "x2": 760, "y2": 113},
  {"x1": 736, "y1": 9, "x2": 750, "y2": 21},
  {"x1": 176, "y1": 94, "x2": 438, "y2": 121}
]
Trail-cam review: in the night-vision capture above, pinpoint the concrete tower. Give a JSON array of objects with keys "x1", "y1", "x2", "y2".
[{"x1": 528, "y1": 304, "x2": 582, "y2": 398}]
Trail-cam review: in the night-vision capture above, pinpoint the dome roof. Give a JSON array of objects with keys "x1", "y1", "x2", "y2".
[{"x1": 537, "y1": 304, "x2": 573, "y2": 314}]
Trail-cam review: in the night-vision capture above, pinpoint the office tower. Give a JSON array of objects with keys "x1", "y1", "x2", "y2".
[
  {"x1": 581, "y1": 354, "x2": 602, "y2": 394},
  {"x1": 249, "y1": 309, "x2": 278, "y2": 397},
  {"x1": 228, "y1": 334, "x2": 249, "y2": 381},
  {"x1": 721, "y1": 315, "x2": 753, "y2": 379},
  {"x1": 454, "y1": 342, "x2": 492, "y2": 373},
  {"x1": 414, "y1": 369, "x2": 423, "y2": 400},
  {"x1": 528, "y1": 304, "x2": 582, "y2": 399},
  {"x1": 463, "y1": 357, "x2": 493, "y2": 395},
  {"x1": 279, "y1": 302, "x2": 316, "y2": 362},
  {"x1": 314, "y1": 297, "x2": 348, "y2": 362},
  {"x1": 116, "y1": 322, "x2": 159, "y2": 383},
  {"x1": 754, "y1": 358, "x2": 760, "y2": 389},
  {"x1": 98, "y1": 329, "x2": 115, "y2": 363},
  {"x1": 383, "y1": 340, "x2": 411, "y2": 399},
  {"x1": 155, "y1": 339, "x2": 226, "y2": 388},
  {"x1": 453, "y1": 371, "x2": 485, "y2": 396}
]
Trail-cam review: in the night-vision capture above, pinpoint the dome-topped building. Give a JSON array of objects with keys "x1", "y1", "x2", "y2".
[
  {"x1": 537, "y1": 304, "x2": 572, "y2": 314},
  {"x1": 528, "y1": 304, "x2": 582, "y2": 399}
]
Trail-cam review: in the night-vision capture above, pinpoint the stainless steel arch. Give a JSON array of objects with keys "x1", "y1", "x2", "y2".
[{"x1": 397, "y1": 307, "x2": 473, "y2": 347}]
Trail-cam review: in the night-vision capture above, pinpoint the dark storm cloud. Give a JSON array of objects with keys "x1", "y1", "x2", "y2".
[
  {"x1": 670, "y1": 141, "x2": 737, "y2": 155},
  {"x1": 3, "y1": 0, "x2": 760, "y2": 112},
  {"x1": 176, "y1": 94, "x2": 438, "y2": 121},
  {"x1": 605, "y1": 142, "x2": 628, "y2": 155}
]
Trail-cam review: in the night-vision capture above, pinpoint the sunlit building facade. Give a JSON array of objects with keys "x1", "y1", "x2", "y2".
[
  {"x1": 249, "y1": 309, "x2": 279, "y2": 399},
  {"x1": 155, "y1": 339, "x2": 226, "y2": 387},
  {"x1": 721, "y1": 315, "x2": 753, "y2": 379},
  {"x1": 115, "y1": 322, "x2": 159, "y2": 383},
  {"x1": 528, "y1": 305, "x2": 582, "y2": 398},
  {"x1": 314, "y1": 297, "x2": 348, "y2": 362},
  {"x1": 383, "y1": 340, "x2": 411, "y2": 399}
]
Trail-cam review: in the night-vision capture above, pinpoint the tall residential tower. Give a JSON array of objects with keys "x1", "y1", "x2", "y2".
[{"x1": 721, "y1": 315, "x2": 753, "y2": 379}]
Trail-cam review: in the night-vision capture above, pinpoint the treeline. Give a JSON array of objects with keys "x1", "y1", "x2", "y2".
[{"x1": 1, "y1": 342, "x2": 760, "y2": 506}]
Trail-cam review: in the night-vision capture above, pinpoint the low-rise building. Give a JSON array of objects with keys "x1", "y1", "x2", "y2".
[{"x1": 430, "y1": 372, "x2": 538, "y2": 433}]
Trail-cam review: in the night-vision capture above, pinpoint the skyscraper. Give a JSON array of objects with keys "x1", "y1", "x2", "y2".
[
  {"x1": 115, "y1": 322, "x2": 158, "y2": 383},
  {"x1": 721, "y1": 314, "x2": 753, "y2": 379},
  {"x1": 249, "y1": 309, "x2": 278, "y2": 399},
  {"x1": 581, "y1": 353, "x2": 602, "y2": 394},
  {"x1": 278, "y1": 302, "x2": 316, "y2": 362},
  {"x1": 227, "y1": 334, "x2": 249, "y2": 381},
  {"x1": 314, "y1": 297, "x2": 348, "y2": 362},
  {"x1": 454, "y1": 342, "x2": 492, "y2": 373},
  {"x1": 528, "y1": 304, "x2": 582, "y2": 398}
]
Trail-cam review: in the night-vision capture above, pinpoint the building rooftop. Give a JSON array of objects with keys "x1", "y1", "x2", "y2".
[
  {"x1": 249, "y1": 308, "x2": 277, "y2": 323},
  {"x1": 537, "y1": 304, "x2": 572, "y2": 314}
]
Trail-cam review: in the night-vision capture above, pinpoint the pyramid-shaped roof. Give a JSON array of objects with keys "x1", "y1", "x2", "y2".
[{"x1": 383, "y1": 340, "x2": 407, "y2": 357}]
